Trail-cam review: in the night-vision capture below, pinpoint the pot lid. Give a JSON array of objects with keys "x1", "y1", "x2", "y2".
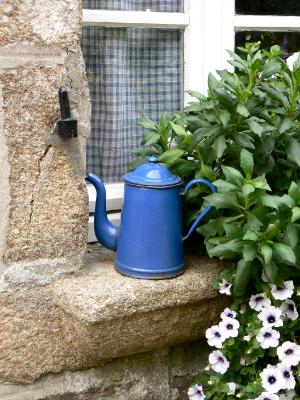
[{"x1": 123, "y1": 156, "x2": 182, "y2": 187}]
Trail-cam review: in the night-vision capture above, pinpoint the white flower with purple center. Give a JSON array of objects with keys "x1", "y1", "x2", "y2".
[
  {"x1": 220, "y1": 307, "x2": 237, "y2": 320},
  {"x1": 219, "y1": 279, "x2": 231, "y2": 296},
  {"x1": 277, "y1": 341, "x2": 300, "y2": 367},
  {"x1": 205, "y1": 325, "x2": 225, "y2": 348},
  {"x1": 279, "y1": 390, "x2": 296, "y2": 400},
  {"x1": 227, "y1": 382, "x2": 239, "y2": 395},
  {"x1": 258, "y1": 306, "x2": 283, "y2": 328},
  {"x1": 278, "y1": 364, "x2": 296, "y2": 390},
  {"x1": 187, "y1": 384, "x2": 205, "y2": 400},
  {"x1": 208, "y1": 350, "x2": 229, "y2": 374},
  {"x1": 255, "y1": 392, "x2": 280, "y2": 400},
  {"x1": 271, "y1": 281, "x2": 294, "y2": 301},
  {"x1": 249, "y1": 293, "x2": 271, "y2": 311},
  {"x1": 256, "y1": 327, "x2": 280, "y2": 349},
  {"x1": 260, "y1": 365, "x2": 283, "y2": 394},
  {"x1": 280, "y1": 299, "x2": 298, "y2": 321},
  {"x1": 219, "y1": 317, "x2": 240, "y2": 339}
]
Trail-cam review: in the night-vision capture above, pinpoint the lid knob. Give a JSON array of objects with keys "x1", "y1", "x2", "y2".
[{"x1": 148, "y1": 155, "x2": 158, "y2": 163}]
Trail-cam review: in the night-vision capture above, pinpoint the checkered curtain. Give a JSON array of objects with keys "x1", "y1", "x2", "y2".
[{"x1": 81, "y1": 1, "x2": 182, "y2": 182}]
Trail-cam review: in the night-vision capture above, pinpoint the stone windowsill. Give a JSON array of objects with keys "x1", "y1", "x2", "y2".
[
  {"x1": 1, "y1": 245, "x2": 228, "y2": 384},
  {"x1": 52, "y1": 245, "x2": 227, "y2": 360}
]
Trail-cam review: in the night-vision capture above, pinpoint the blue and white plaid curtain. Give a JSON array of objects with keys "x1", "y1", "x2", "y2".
[{"x1": 81, "y1": 0, "x2": 182, "y2": 182}]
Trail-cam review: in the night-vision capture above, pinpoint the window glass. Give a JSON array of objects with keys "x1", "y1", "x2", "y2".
[
  {"x1": 235, "y1": 31, "x2": 300, "y2": 58},
  {"x1": 83, "y1": 0, "x2": 182, "y2": 12},
  {"x1": 81, "y1": 27, "x2": 182, "y2": 182},
  {"x1": 235, "y1": 0, "x2": 300, "y2": 16}
]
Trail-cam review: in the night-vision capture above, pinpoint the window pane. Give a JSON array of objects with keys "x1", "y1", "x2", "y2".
[
  {"x1": 235, "y1": 31, "x2": 300, "y2": 58},
  {"x1": 235, "y1": 0, "x2": 300, "y2": 16},
  {"x1": 81, "y1": 27, "x2": 182, "y2": 182},
  {"x1": 83, "y1": 0, "x2": 182, "y2": 12}
]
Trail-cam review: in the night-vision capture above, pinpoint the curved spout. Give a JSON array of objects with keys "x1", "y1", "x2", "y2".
[{"x1": 86, "y1": 173, "x2": 118, "y2": 251}]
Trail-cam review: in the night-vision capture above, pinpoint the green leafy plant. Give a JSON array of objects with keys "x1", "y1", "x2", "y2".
[{"x1": 135, "y1": 42, "x2": 300, "y2": 399}]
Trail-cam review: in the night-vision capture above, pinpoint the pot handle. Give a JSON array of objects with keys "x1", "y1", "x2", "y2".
[{"x1": 182, "y1": 178, "x2": 217, "y2": 241}]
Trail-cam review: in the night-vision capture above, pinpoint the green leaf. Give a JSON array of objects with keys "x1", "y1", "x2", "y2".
[
  {"x1": 158, "y1": 148, "x2": 185, "y2": 164},
  {"x1": 258, "y1": 194, "x2": 281, "y2": 210},
  {"x1": 243, "y1": 230, "x2": 258, "y2": 241},
  {"x1": 204, "y1": 192, "x2": 240, "y2": 209},
  {"x1": 235, "y1": 132, "x2": 255, "y2": 149},
  {"x1": 237, "y1": 103, "x2": 250, "y2": 117},
  {"x1": 243, "y1": 183, "x2": 255, "y2": 197},
  {"x1": 170, "y1": 121, "x2": 187, "y2": 137},
  {"x1": 292, "y1": 207, "x2": 300, "y2": 222},
  {"x1": 260, "y1": 59, "x2": 281, "y2": 79},
  {"x1": 186, "y1": 90, "x2": 206, "y2": 100},
  {"x1": 234, "y1": 259, "x2": 251, "y2": 297},
  {"x1": 264, "y1": 262, "x2": 279, "y2": 284},
  {"x1": 212, "y1": 135, "x2": 227, "y2": 158},
  {"x1": 240, "y1": 149, "x2": 254, "y2": 176},
  {"x1": 196, "y1": 164, "x2": 216, "y2": 181},
  {"x1": 197, "y1": 217, "x2": 224, "y2": 237},
  {"x1": 247, "y1": 117, "x2": 263, "y2": 136},
  {"x1": 286, "y1": 223, "x2": 298, "y2": 248},
  {"x1": 222, "y1": 166, "x2": 244, "y2": 187},
  {"x1": 247, "y1": 213, "x2": 263, "y2": 231},
  {"x1": 141, "y1": 132, "x2": 160, "y2": 146},
  {"x1": 273, "y1": 243, "x2": 296, "y2": 263},
  {"x1": 213, "y1": 179, "x2": 238, "y2": 193},
  {"x1": 278, "y1": 118, "x2": 293, "y2": 134},
  {"x1": 243, "y1": 244, "x2": 257, "y2": 261},
  {"x1": 288, "y1": 182, "x2": 300, "y2": 204},
  {"x1": 207, "y1": 238, "x2": 243, "y2": 258},
  {"x1": 219, "y1": 110, "x2": 231, "y2": 127},
  {"x1": 287, "y1": 138, "x2": 300, "y2": 167},
  {"x1": 207, "y1": 72, "x2": 220, "y2": 93},
  {"x1": 260, "y1": 83, "x2": 290, "y2": 109},
  {"x1": 260, "y1": 244, "x2": 272, "y2": 265},
  {"x1": 138, "y1": 117, "x2": 158, "y2": 131},
  {"x1": 252, "y1": 176, "x2": 271, "y2": 191}
]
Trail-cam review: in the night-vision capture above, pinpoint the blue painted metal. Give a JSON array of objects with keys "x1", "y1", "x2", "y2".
[
  {"x1": 87, "y1": 157, "x2": 216, "y2": 279},
  {"x1": 124, "y1": 155, "x2": 181, "y2": 186},
  {"x1": 86, "y1": 173, "x2": 118, "y2": 251}
]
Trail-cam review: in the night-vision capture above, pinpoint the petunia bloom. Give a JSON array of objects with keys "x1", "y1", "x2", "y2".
[
  {"x1": 258, "y1": 306, "x2": 283, "y2": 328},
  {"x1": 278, "y1": 364, "x2": 296, "y2": 390},
  {"x1": 249, "y1": 293, "x2": 271, "y2": 311},
  {"x1": 220, "y1": 307, "x2": 237, "y2": 320},
  {"x1": 280, "y1": 299, "x2": 298, "y2": 321},
  {"x1": 219, "y1": 317, "x2": 240, "y2": 339},
  {"x1": 205, "y1": 325, "x2": 225, "y2": 349},
  {"x1": 256, "y1": 327, "x2": 280, "y2": 349},
  {"x1": 260, "y1": 365, "x2": 283, "y2": 394},
  {"x1": 255, "y1": 392, "x2": 280, "y2": 400},
  {"x1": 208, "y1": 350, "x2": 229, "y2": 374},
  {"x1": 219, "y1": 279, "x2": 232, "y2": 296},
  {"x1": 271, "y1": 281, "x2": 294, "y2": 301},
  {"x1": 277, "y1": 341, "x2": 300, "y2": 367},
  {"x1": 187, "y1": 384, "x2": 205, "y2": 400}
]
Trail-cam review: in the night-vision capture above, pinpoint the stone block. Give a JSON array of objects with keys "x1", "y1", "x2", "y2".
[
  {"x1": 0, "y1": 0, "x2": 81, "y2": 48},
  {"x1": 0, "y1": 249, "x2": 228, "y2": 384}
]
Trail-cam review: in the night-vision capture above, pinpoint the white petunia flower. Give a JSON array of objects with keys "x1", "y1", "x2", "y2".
[
  {"x1": 256, "y1": 327, "x2": 280, "y2": 349},
  {"x1": 249, "y1": 293, "x2": 272, "y2": 311},
  {"x1": 221, "y1": 307, "x2": 237, "y2": 320},
  {"x1": 227, "y1": 382, "x2": 239, "y2": 395},
  {"x1": 205, "y1": 325, "x2": 225, "y2": 348},
  {"x1": 277, "y1": 342, "x2": 300, "y2": 367},
  {"x1": 208, "y1": 350, "x2": 229, "y2": 374},
  {"x1": 278, "y1": 364, "x2": 296, "y2": 390},
  {"x1": 279, "y1": 390, "x2": 296, "y2": 400},
  {"x1": 219, "y1": 317, "x2": 240, "y2": 339},
  {"x1": 219, "y1": 279, "x2": 231, "y2": 296},
  {"x1": 255, "y1": 392, "x2": 280, "y2": 400},
  {"x1": 258, "y1": 306, "x2": 283, "y2": 328},
  {"x1": 260, "y1": 365, "x2": 284, "y2": 394},
  {"x1": 188, "y1": 384, "x2": 205, "y2": 400},
  {"x1": 280, "y1": 299, "x2": 298, "y2": 321},
  {"x1": 271, "y1": 281, "x2": 294, "y2": 301}
]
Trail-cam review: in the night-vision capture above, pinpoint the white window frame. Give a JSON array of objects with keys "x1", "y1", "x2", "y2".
[{"x1": 83, "y1": 0, "x2": 235, "y2": 241}]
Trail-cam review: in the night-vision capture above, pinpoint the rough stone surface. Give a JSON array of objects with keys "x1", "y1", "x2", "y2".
[
  {"x1": 0, "y1": 249, "x2": 227, "y2": 384},
  {"x1": 0, "y1": 340, "x2": 209, "y2": 400},
  {"x1": 0, "y1": 0, "x2": 90, "y2": 285},
  {"x1": 0, "y1": 0, "x2": 81, "y2": 48}
]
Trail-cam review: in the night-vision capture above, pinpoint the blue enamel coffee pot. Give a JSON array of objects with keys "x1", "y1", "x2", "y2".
[{"x1": 86, "y1": 156, "x2": 216, "y2": 279}]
